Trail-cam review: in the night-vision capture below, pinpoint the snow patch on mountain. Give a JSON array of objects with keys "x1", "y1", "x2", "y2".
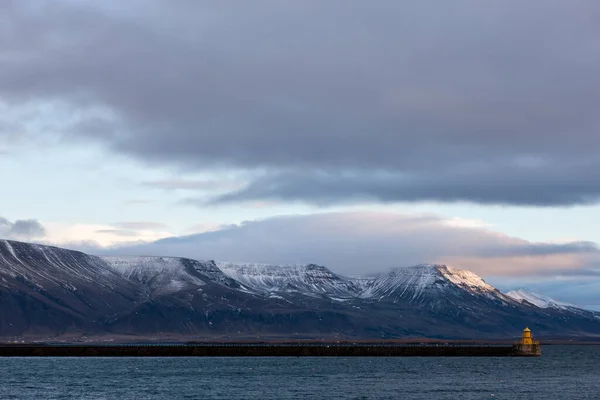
[
  {"x1": 106, "y1": 256, "x2": 195, "y2": 277},
  {"x1": 360, "y1": 264, "x2": 439, "y2": 301},
  {"x1": 439, "y1": 266, "x2": 497, "y2": 294},
  {"x1": 346, "y1": 276, "x2": 374, "y2": 293},
  {"x1": 216, "y1": 262, "x2": 359, "y2": 297},
  {"x1": 104, "y1": 256, "x2": 240, "y2": 295},
  {"x1": 104, "y1": 256, "x2": 207, "y2": 295},
  {"x1": 506, "y1": 289, "x2": 576, "y2": 310}
]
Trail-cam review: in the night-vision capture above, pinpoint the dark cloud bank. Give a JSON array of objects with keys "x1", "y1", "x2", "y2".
[{"x1": 2, "y1": 1, "x2": 600, "y2": 206}]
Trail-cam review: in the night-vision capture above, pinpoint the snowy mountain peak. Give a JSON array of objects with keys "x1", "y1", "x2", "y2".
[
  {"x1": 216, "y1": 262, "x2": 359, "y2": 296},
  {"x1": 506, "y1": 289, "x2": 576, "y2": 310},
  {"x1": 359, "y1": 264, "x2": 506, "y2": 307},
  {"x1": 437, "y1": 265, "x2": 497, "y2": 293}
]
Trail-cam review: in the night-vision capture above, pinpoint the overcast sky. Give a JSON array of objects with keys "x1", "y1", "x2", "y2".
[{"x1": 2, "y1": 0, "x2": 600, "y2": 308}]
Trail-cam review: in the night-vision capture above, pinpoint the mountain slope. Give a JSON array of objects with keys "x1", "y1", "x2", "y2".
[
  {"x1": 0, "y1": 240, "x2": 139, "y2": 336},
  {"x1": 506, "y1": 289, "x2": 580, "y2": 311},
  {"x1": 104, "y1": 256, "x2": 240, "y2": 298},
  {"x1": 359, "y1": 264, "x2": 514, "y2": 307},
  {"x1": 217, "y1": 262, "x2": 360, "y2": 298}
]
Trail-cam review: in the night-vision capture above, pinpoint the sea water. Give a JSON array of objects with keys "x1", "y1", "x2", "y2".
[{"x1": 0, "y1": 345, "x2": 598, "y2": 399}]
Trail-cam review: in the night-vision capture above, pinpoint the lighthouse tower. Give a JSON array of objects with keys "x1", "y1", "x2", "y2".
[
  {"x1": 520, "y1": 327, "x2": 533, "y2": 345},
  {"x1": 514, "y1": 326, "x2": 541, "y2": 356}
]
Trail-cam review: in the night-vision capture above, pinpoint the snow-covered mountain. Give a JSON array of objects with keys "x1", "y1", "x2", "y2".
[
  {"x1": 216, "y1": 262, "x2": 516, "y2": 307},
  {"x1": 217, "y1": 262, "x2": 360, "y2": 298},
  {"x1": 1, "y1": 239, "x2": 599, "y2": 339},
  {"x1": 0, "y1": 239, "x2": 139, "y2": 335},
  {"x1": 0, "y1": 240, "x2": 132, "y2": 293},
  {"x1": 105, "y1": 256, "x2": 239, "y2": 297},
  {"x1": 359, "y1": 264, "x2": 511, "y2": 303},
  {"x1": 506, "y1": 289, "x2": 577, "y2": 310}
]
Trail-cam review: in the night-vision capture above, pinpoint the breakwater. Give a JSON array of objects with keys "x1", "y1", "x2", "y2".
[{"x1": 0, "y1": 343, "x2": 540, "y2": 357}]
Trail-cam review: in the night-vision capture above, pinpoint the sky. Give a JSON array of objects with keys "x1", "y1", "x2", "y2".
[{"x1": 1, "y1": 0, "x2": 600, "y2": 309}]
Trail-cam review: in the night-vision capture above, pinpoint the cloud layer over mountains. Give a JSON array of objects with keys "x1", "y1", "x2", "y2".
[
  {"x1": 3, "y1": 1, "x2": 600, "y2": 206},
  {"x1": 115, "y1": 211, "x2": 600, "y2": 277}
]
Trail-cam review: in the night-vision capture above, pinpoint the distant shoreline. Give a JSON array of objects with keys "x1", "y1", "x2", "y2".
[
  {"x1": 0, "y1": 342, "x2": 542, "y2": 357},
  {"x1": 1, "y1": 337, "x2": 599, "y2": 345}
]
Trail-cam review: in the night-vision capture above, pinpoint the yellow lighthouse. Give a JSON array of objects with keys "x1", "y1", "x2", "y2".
[
  {"x1": 520, "y1": 327, "x2": 533, "y2": 345},
  {"x1": 514, "y1": 326, "x2": 541, "y2": 356}
]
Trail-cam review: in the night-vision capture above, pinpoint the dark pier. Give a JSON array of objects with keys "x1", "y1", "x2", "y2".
[{"x1": 0, "y1": 342, "x2": 540, "y2": 357}]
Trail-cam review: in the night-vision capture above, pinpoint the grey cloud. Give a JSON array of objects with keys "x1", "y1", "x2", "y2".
[
  {"x1": 0, "y1": 121, "x2": 23, "y2": 154},
  {"x1": 494, "y1": 242, "x2": 600, "y2": 257},
  {"x1": 142, "y1": 179, "x2": 242, "y2": 192},
  {"x1": 3, "y1": 1, "x2": 600, "y2": 206},
  {"x1": 209, "y1": 166, "x2": 600, "y2": 206},
  {"x1": 550, "y1": 268, "x2": 600, "y2": 278},
  {"x1": 0, "y1": 216, "x2": 46, "y2": 239},
  {"x1": 491, "y1": 277, "x2": 600, "y2": 309}
]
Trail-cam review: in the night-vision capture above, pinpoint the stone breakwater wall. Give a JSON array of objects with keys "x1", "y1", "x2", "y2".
[{"x1": 0, "y1": 343, "x2": 540, "y2": 357}]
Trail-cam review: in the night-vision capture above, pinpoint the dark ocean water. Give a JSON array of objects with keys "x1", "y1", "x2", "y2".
[{"x1": 0, "y1": 345, "x2": 598, "y2": 399}]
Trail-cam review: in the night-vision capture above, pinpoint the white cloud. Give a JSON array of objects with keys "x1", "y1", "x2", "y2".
[{"x1": 44, "y1": 222, "x2": 173, "y2": 247}]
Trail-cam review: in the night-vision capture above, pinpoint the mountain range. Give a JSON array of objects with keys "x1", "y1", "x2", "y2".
[{"x1": 1, "y1": 239, "x2": 599, "y2": 341}]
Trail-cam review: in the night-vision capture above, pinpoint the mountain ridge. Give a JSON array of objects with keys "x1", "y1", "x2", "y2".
[{"x1": 1, "y1": 239, "x2": 599, "y2": 340}]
